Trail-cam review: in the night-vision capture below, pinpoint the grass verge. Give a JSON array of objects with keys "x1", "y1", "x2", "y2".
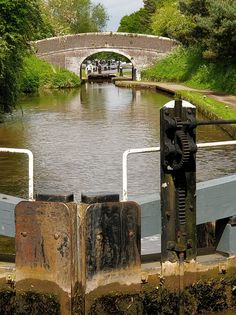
[
  {"x1": 142, "y1": 47, "x2": 236, "y2": 96},
  {"x1": 20, "y1": 55, "x2": 81, "y2": 94},
  {"x1": 178, "y1": 91, "x2": 236, "y2": 120},
  {"x1": 177, "y1": 90, "x2": 236, "y2": 138}
]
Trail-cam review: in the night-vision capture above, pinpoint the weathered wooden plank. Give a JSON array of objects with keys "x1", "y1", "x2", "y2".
[
  {"x1": 78, "y1": 201, "x2": 141, "y2": 314},
  {"x1": 15, "y1": 201, "x2": 78, "y2": 315}
]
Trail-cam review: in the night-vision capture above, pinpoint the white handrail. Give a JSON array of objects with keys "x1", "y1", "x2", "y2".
[
  {"x1": 122, "y1": 140, "x2": 236, "y2": 201},
  {"x1": 197, "y1": 140, "x2": 236, "y2": 148},
  {"x1": 0, "y1": 148, "x2": 34, "y2": 200},
  {"x1": 123, "y1": 147, "x2": 160, "y2": 201}
]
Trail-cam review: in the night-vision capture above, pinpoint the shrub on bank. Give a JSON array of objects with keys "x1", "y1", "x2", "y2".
[
  {"x1": 88, "y1": 278, "x2": 236, "y2": 315},
  {"x1": 20, "y1": 55, "x2": 81, "y2": 94},
  {"x1": 0, "y1": 289, "x2": 60, "y2": 315},
  {"x1": 142, "y1": 47, "x2": 236, "y2": 95}
]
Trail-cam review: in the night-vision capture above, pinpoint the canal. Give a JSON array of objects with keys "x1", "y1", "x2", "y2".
[{"x1": 0, "y1": 82, "x2": 235, "y2": 200}]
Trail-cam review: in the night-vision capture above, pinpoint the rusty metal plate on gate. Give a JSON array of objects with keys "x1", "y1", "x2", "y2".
[
  {"x1": 15, "y1": 201, "x2": 77, "y2": 315},
  {"x1": 83, "y1": 201, "x2": 141, "y2": 294}
]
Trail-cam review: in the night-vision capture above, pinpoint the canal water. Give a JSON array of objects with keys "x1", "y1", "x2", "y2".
[{"x1": 0, "y1": 82, "x2": 235, "y2": 200}]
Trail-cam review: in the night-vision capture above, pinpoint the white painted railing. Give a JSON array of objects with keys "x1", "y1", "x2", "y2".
[
  {"x1": 122, "y1": 147, "x2": 160, "y2": 201},
  {"x1": 122, "y1": 140, "x2": 236, "y2": 201},
  {"x1": 0, "y1": 148, "x2": 34, "y2": 200}
]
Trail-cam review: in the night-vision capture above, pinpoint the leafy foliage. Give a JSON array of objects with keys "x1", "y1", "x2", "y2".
[
  {"x1": 117, "y1": 0, "x2": 159, "y2": 34},
  {"x1": 179, "y1": 0, "x2": 236, "y2": 63},
  {"x1": 0, "y1": 0, "x2": 44, "y2": 111},
  {"x1": 20, "y1": 55, "x2": 81, "y2": 93},
  {"x1": 143, "y1": 0, "x2": 158, "y2": 27},
  {"x1": 150, "y1": 0, "x2": 236, "y2": 64},
  {"x1": 143, "y1": 0, "x2": 158, "y2": 13},
  {"x1": 151, "y1": 1, "x2": 194, "y2": 41},
  {"x1": 142, "y1": 46, "x2": 236, "y2": 95},
  {"x1": 118, "y1": 9, "x2": 151, "y2": 34},
  {"x1": 40, "y1": 0, "x2": 109, "y2": 36}
]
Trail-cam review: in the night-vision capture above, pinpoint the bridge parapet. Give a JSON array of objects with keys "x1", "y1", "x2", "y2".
[
  {"x1": 35, "y1": 32, "x2": 177, "y2": 55},
  {"x1": 34, "y1": 32, "x2": 177, "y2": 80}
]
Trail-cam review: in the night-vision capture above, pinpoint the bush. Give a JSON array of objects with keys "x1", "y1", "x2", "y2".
[
  {"x1": 20, "y1": 55, "x2": 81, "y2": 94},
  {"x1": 0, "y1": 0, "x2": 44, "y2": 111},
  {"x1": 142, "y1": 46, "x2": 236, "y2": 95}
]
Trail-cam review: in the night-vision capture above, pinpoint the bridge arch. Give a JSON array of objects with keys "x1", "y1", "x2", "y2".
[
  {"x1": 35, "y1": 32, "x2": 177, "y2": 80},
  {"x1": 79, "y1": 48, "x2": 136, "y2": 79}
]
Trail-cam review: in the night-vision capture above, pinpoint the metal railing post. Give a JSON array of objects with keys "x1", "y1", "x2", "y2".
[
  {"x1": 0, "y1": 148, "x2": 34, "y2": 200},
  {"x1": 122, "y1": 147, "x2": 160, "y2": 201},
  {"x1": 122, "y1": 141, "x2": 236, "y2": 202}
]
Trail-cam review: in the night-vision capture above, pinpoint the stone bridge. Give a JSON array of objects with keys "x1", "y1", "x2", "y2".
[{"x1": 35, "y1": 32, "x2": 177, "y2": 80}]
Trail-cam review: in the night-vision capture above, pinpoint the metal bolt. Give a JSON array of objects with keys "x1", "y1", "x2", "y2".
[
  {"x1": 129, "y1": 231, "x2": 135, "y2": 238},
  {"x1": 54, "y1": 233, "x2": 60, "y2": 240},
  {"x1": 96, "y1": 234, "x2": 102, "y2": 240},
  {"x1": 21, "y1": 232, "x2": 27, "y2": 237}
]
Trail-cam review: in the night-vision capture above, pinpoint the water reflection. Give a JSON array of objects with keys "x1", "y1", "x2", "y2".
[{"x1": 0, "y1": 83, "x2": 234, "y2": 200}]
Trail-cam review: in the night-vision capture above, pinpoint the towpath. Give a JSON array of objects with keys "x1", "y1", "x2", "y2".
[{"x1": 114, "y1": 80, "x2": 236, "y2": 109}]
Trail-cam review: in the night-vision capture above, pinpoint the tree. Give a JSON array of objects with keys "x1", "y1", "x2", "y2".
[
  {"x1": 151, "y1": 1, "x2": 194, "y2": 42},
  {"x1": 118, "y1": 9, "x2": 151, "y2": 34},
  {"x1": 151, "y1": 0, "x2": 236, "y2": 63},
  {"x1": 142, "y1": 0, "x2": 158, "y2": 27},
  {"x1": 179, "y1": 0, "x2": 236, "y2": 63},
  {"x1": 41, "y1": 0, "x2": 109, "y2": 35},
  {"x1": 0, "y1": 0, "x2": 44, "y2": 111},
  {"x1": 117, "y1": 1, "x2": 161, "y2": 34},
  {"x1": 91, "y1": 3, "x2": 108, "y2": 32},
  {"x1": 143, "y1": 0, "x2": 158, "y2": 13},
  {"x1": 179, "y1": 0, "x2": 208, "y2": 17},
  {"x1": 37, "y1": 0, "x2": 57, "y2": 38}
]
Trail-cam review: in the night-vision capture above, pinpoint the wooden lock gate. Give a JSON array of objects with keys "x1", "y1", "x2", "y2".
[{"x1": 15, "y1": 193, "x2": 141, "y2": 315}]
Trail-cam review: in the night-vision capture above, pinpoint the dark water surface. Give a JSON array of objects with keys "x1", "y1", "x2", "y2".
[{"x1": 0, "y1": 82, "x2": 235, "y2": 200}]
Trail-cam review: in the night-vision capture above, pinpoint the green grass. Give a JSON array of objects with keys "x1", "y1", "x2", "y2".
[
  {"x1": 178, "y1": 91, "x2": 236, "y2": 120},
  {"x1": 0, "y1": 235, "x2": 15, "y2": 255},
  {"x1": 20, "y1": 55, "x2": 81, "y2": 94},
  {"x1": 142, "y1": 47, "x2": 236, "y2": 95}
]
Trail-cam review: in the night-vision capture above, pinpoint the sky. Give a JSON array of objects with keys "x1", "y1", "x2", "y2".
[{"x1": 94, "y1": 0, "x2": 144, "y2": 32}]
